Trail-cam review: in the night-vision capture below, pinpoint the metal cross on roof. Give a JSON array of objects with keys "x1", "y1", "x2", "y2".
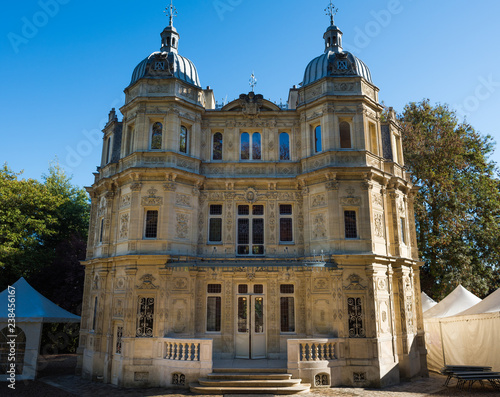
[
  {"x1": 164, "y1": 0, "x2": 178, "y2": 26},
  {"x1": 325, "y1": 1, "x2": 338, "y2": 26},
  {"x1": 249, "y1": 72, "x2": 257, "y2": 92}
]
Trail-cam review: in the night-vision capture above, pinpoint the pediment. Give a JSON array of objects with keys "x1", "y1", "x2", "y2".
[{"x1": 221, "y1": 92, "x2": 281, "y2": 114}]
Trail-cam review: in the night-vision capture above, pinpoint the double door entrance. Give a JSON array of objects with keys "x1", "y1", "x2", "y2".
[{"x1": 235, "y1": 284, "x2": 266, "y2": 359}]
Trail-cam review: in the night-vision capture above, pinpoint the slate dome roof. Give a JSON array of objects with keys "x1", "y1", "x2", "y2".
[
  {"x1": 130, "y1": 51, "x2": 201, "y2": 87},
  {"x1": 303, "y1": 50, "x2": 372, "y2": 87}
]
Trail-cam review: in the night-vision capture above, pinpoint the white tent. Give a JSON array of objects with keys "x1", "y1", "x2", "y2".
[
  {"x1": 424, "y1": 285, "x2": 481, "y2": 319},
  {"x1": 423, "y1": 285, "x2": 482, "y2": 372},
  {"x1": 432, "y1": 287, "x2": 500, "y2": 372},
  {"x1": 0, "y1": 278, "x2": 80, "y2": 381},
  {"x1": 421, "y1": 291, "x2": 437, "y2": 312}
]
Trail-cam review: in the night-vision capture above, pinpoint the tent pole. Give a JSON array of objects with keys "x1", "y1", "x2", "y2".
[{"x1": 439, "y1": 320, "x2": 446, "y2": 367}]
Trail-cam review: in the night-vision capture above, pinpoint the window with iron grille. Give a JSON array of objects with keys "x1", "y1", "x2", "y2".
[
  {"x1": 145, "y1": 210, "x2": 158, "y2": 239},
  {"x1": 209, "y1": 205, "x2": 223, "y2": 242},
  {"x1": 237, "y1": 205, "x2": 264, "y2": 255},
  {"x1": 279, "y1": 204, "x2": 293, "y2": 242},
  {"x1": 348, "y1": 297, "x2": 365, "y2": 338},
  {"x1": 280, "y1": 284, "x2": 295, "y2": 332},
  {"x1": 136, "y1": 297, "x2": 154, "y2": 337},
  {"x1": 115, "y1": 326, "x2": 123, "y2": 354},
  {"x1": 344, "y1": 210, "x2": 357, "y2": 239}
]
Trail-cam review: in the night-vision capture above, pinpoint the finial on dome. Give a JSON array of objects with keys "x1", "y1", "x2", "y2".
[
  {"x1": 249, "y1": 72, "x2": 257, "y2": 92},
  {"x1": 164, "y1": 0, "x2": 178, "y2": 27},
  {"x1": 325, "y1": 1, "x2": 338, "y2": 26}
]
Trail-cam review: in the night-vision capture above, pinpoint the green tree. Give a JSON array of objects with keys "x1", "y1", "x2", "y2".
[
  {"x1": 0, "y1": 162, "x2": 89, "y2": 313},
  {"x1": 400, "y1": 100, "x2": 500, "y2": 300}
]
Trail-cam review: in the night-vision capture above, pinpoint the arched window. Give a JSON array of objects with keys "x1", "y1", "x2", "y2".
[
  {"x1": 212, "y1": 132, "x2": 223, "y2": 160},
  {"x1": 180, "y1": 126, "x2": 188, "y2": 153},
  {"x1": 151, "y1": 122, "x2": 163, "y2": 150},
  {"x1": 314, "y1": 125, "x2": 322, "y2": 153},
  {"x1": 1, "y1": 327, "x2": 26, "y2": 374},
  {"x1": 279, "y1": 132, "x2": 290, "y2": 160},
  {"x1": 252, "y1": 132, "x2": 261, "y2": 160},
  {"x1": 240, "y1": 132, "x2": 261, "y2": 160},
  {"x1": 340, "y1": 121, "x2": 352, "y2": 149},
  {"x1": 241, "y1": 132, "x2": 250, "y2": 160}
]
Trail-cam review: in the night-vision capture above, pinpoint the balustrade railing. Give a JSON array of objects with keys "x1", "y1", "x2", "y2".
[
  {"x1": 299, "y1": 341, "x2": 335, "y2": 361},
  {"x1": 164, "y1": 340, "x2": 201, "y2": 361}
]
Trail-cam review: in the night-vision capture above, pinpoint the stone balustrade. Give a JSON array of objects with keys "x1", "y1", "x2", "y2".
[
  {"x1": 287, "y1": 338, "x2": 340, "y2": 388},
  {"x1": 164, "y1": 340, "x2": 201, "y2": 361}
]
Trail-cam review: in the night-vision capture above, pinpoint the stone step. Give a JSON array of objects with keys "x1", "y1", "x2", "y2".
[
  {"x1": 213, "y1": 367, "x2": 288, "y2": 374},
  {"x1": 207, "y1": 372, "x2": 292, "y2": 380},
  {"x1": 198, "y1": 378, "x2": 303, "y2": 387},
  {"x1": 189, "y1": 382, "x2": 312, "y2": 395}
]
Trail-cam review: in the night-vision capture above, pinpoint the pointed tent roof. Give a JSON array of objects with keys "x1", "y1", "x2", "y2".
[
  {"x1": 0, "y1": 278, "x2": 80, "y2": 323},
  {"x1": 421, "y1": 291, "x2": 438, "y2": 312},
  {"x1": 424, "y1": 284, "x2": 482, "y2": 319},
  {"x1": 457, "y1": 287, "x2": 500, "y2": 316}
]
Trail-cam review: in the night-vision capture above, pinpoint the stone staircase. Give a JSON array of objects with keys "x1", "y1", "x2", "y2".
[{"x1": 190, "y1": 368, "x2": 311, "y2": 394}]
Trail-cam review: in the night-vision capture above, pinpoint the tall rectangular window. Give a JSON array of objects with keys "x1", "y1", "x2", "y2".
[
  {"x1": 237, "y1": 205, "x2": 264, "y2": 255},
  {"x1": 314, "y1": 125, "x2": 322, "y2": 153},
  {"x1": 136, "y1": 297, "x2": 154, "y2": 337},
  {"x1": 209, "y1": 205, "x2": 223, "y2": 242},
  {"x1": 99, "y1": 218, "x2": 104, "y2": 243},
  {"x1": 280, "y1": 284, "x2": 295, "y2": 333},
  {"x1": 207, "y1": 284, "x2": 221, "y2": 332},
  {"x1": 145, "y1": 210, "x2": 158, "y2": 239},
  {"x1": 279, "y1": 204, "x2": 293, "y2": 242},
  {"x1": 344, "y1": 210, "x2": 357, "y2": 239},
  {"x1": 92, "y1": 296, "x2": 98, "y2": 331},
  {"x1": 348, "y1": 297, "x2": 365, "y2": 338},
  {"x1": 400, "y1": 217, "x2": 406, "y2": 244}
]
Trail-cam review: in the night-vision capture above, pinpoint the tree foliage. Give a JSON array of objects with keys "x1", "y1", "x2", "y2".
[
  {"x1": 400, "y1": 100, "x2": 500, "y2": 300},
  {"x1": 0, "y1": 162, "x2": 89, "y2": 313}
]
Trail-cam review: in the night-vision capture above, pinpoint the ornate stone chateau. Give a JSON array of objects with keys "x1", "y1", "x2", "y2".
[{"x1": 78, "y1": 2, "x2": 427, "y2": 391}]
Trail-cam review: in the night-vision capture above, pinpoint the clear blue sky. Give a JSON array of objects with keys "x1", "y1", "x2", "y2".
[{"x1": 2, "y1": 0, "x2": 500, "y2": 188}]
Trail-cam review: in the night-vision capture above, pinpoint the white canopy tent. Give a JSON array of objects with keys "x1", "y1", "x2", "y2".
[
  {"x1": 0, "y1": 278, "x2": 80, "y2": 380},
  {"x1": 421, "y1": 291, "x2": 437, "y2": 312},
  {"x1": 423, "y1": 285, "x2": 482, "y2": 372}
]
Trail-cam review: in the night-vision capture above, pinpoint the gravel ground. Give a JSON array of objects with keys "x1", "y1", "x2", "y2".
[{"x1": 2, "y1": 355, "x2": 500, "y2": 396}]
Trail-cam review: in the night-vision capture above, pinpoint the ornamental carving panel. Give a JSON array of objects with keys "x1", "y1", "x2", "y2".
[
  {"x1": 312, "y1": 213, "x2": 327, "y2": 240},
  {"x1": 175, "y1": 194, "x2": 192, "y2": 208},
  {"x1": 142, "y1": 187, "x2": 163, "y2": 206},
  {"x1": 373, "y1": 192, "x2": 383, "y2": 208},
  {"x1": 119, "y1": 212, "x2": 130, "y2": 240},
  {"x1": 341, "y1": 197, "x2": 361, "y2": 206},
  {"x1": 374, "y1": 212, "x2": 384, "y2": 238},
  {"x1": 176, "y1": 213, "x2": 189, "y2": 239},
  {"x1": 120, "y1": 193, "x2": 131, "y2": 208},
  {"x1": 311, "y1": 193, "x2": 326, "y2": 208},
  {"x1": 136, "y1": 274, "x2": 158, "y2": 290}
]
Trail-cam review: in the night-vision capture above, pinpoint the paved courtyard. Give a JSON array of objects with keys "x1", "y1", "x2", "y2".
[{"x1": 2, "y1": 355, "x2": 500, "y2": 396}]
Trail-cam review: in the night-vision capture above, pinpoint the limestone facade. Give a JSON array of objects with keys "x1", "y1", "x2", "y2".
[{"x1": 78, "y1": 9, "x2": 427, "y2": 389}]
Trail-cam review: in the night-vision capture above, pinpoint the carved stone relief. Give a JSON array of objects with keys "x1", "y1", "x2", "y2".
[
  {"x1": 312, "y1": 213, "x2": 327, "y2": 240},
  {"x1": 311, "y1": 193, "x2": 326, "y2": 208},
  {"x1": 175, "y1": 194, "x2": 192, "y2": 208},
  {"x1": 176, "y1": 213, "x2": 190, "y2": 240},
  {"x1": 142, "y1": 187, "x2": 163, "y2": 206},
  {"x1": 374, "y1": 212, "x2": 384, "y2": 238},
  {"x1": 119, "y1": 212, "x2": 130, "y2": 240}
]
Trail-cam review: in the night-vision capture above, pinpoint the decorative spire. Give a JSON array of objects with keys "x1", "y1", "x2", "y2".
[
  {"x1": 325, "y1": 1, "x2": 338, "y2": 26},
  {"x1": 249, "y1": 72, "x2": 257, "y2": 92},
  {"x1": 160, "y1": 1, "x2": 180, "y2": 53},
  {"x1": 164, "y1": 0, "x2": 178, "y2": 27}
]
